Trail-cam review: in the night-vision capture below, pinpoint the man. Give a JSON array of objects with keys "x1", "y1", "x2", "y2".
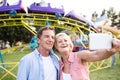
[{"x1": 17, "y1": 26, "x2": 60, "y2": 80}]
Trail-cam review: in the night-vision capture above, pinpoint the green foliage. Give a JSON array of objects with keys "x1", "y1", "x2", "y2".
[
  {"x1": 92, "y1": 7, "x2": 120, "y2": 28},
  {"x1": 0, "y1": 26, "x2": 33, "y2": 46}
]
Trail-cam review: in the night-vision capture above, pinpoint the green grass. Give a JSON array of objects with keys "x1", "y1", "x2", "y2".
[
  {"x1": 0, "y1": 47, "x2": 32, "y2": 80},
  {"x1": 0, "y1": 48, "x2": 120, "y2": 80},
  {"x1": 90, "y1": 66, "x2": 120, "y2": 80},
  {"x1": 90, "y1": 54, "x2": 120, "y2": 80}
]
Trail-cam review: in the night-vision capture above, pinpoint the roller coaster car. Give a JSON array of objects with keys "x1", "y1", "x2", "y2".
[
  {"x1": 65, "y1": 10, "x2": 96, "y2": 28},
  {"x1": 29, "y1": 1, "x2": 64, "y2": 15},
  {"x1": 0, "y1": 0, "x2": 25, "y2": 14}
]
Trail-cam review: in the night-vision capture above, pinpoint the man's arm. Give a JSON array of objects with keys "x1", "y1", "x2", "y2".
[{"x1": 17, "y1": 58, "x2": 30, "y2": 80}]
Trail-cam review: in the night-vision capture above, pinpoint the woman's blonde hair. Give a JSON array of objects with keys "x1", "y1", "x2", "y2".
[{"x1": 54, "y1": 33, "x2": 73, "y2": 53}]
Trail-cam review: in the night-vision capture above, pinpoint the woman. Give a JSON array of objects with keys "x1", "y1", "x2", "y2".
[{"x1": 54, "y1": 33, "x2": 120, "y2": 80}]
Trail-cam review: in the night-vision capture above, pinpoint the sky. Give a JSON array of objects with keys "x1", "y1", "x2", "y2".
[{"x1": 6, "y1": 0, "x2": 120, "y2": 19}]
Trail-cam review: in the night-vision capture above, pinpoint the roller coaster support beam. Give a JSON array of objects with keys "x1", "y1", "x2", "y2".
[{"x1": 0, "y1": 51, "x2": 5, "y2": 68}]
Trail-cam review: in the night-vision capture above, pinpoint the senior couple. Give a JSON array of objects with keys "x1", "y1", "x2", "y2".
[{"x1": 17, "y1": 26, "x2": 120, "y2": 80}]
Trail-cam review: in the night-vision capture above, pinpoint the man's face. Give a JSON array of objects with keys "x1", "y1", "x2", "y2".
[{"x1": 38, "y1": 29, "x2": 55, "y2": 51}]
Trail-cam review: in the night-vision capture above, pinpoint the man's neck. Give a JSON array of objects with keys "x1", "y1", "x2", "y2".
[{"x1": 37, "y1": 47, "x2": 50, "y2": 57}]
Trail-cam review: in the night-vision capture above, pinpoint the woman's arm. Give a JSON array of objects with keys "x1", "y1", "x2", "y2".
[{"x1": 77, "y1": 38, "x2": 120, "y2": 62}]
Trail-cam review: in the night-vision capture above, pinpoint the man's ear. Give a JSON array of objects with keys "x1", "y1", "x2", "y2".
[{"x1": 37, "y1": 38, "x2": 40, "y2": 44}]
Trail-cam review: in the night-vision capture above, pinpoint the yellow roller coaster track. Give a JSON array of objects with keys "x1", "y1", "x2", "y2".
[{"x1": 0, "y1": 13, "x2": 97, "y2": 34}]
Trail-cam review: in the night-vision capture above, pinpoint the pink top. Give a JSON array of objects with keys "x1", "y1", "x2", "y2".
[{"x1": 60, "y1": 52, "x2": 90, "y2": 80}]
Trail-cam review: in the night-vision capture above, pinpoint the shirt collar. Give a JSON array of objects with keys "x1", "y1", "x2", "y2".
[
  {"x1": 35, "y1": 49, "x2": 54, "y2": 57},
  {"x1": 68, "y1": 52, "x2": 74, "y2": 63}
]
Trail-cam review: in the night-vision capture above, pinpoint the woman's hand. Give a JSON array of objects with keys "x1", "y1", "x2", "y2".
[{"x1": 110, "y1": 38, "x2": 120, "y2": 52}]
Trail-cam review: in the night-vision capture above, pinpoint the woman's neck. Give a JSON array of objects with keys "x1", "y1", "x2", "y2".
[{"x1": 62, "y1": 56, "x2": 70, "y2": 73}]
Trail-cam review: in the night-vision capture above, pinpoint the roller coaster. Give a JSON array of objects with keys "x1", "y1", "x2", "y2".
[{"x1": 0, "y1": 0, "x2": 112, "y2": 79}]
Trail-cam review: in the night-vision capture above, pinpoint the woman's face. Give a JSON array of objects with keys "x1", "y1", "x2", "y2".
[{"x1": 55, "y1": 35, "x2": 71, "y2": 54}]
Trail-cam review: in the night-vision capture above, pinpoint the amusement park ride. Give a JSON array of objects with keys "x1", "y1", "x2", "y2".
[{"x1": 0, "y1": 0, "x2": 119, "y2": 79}]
